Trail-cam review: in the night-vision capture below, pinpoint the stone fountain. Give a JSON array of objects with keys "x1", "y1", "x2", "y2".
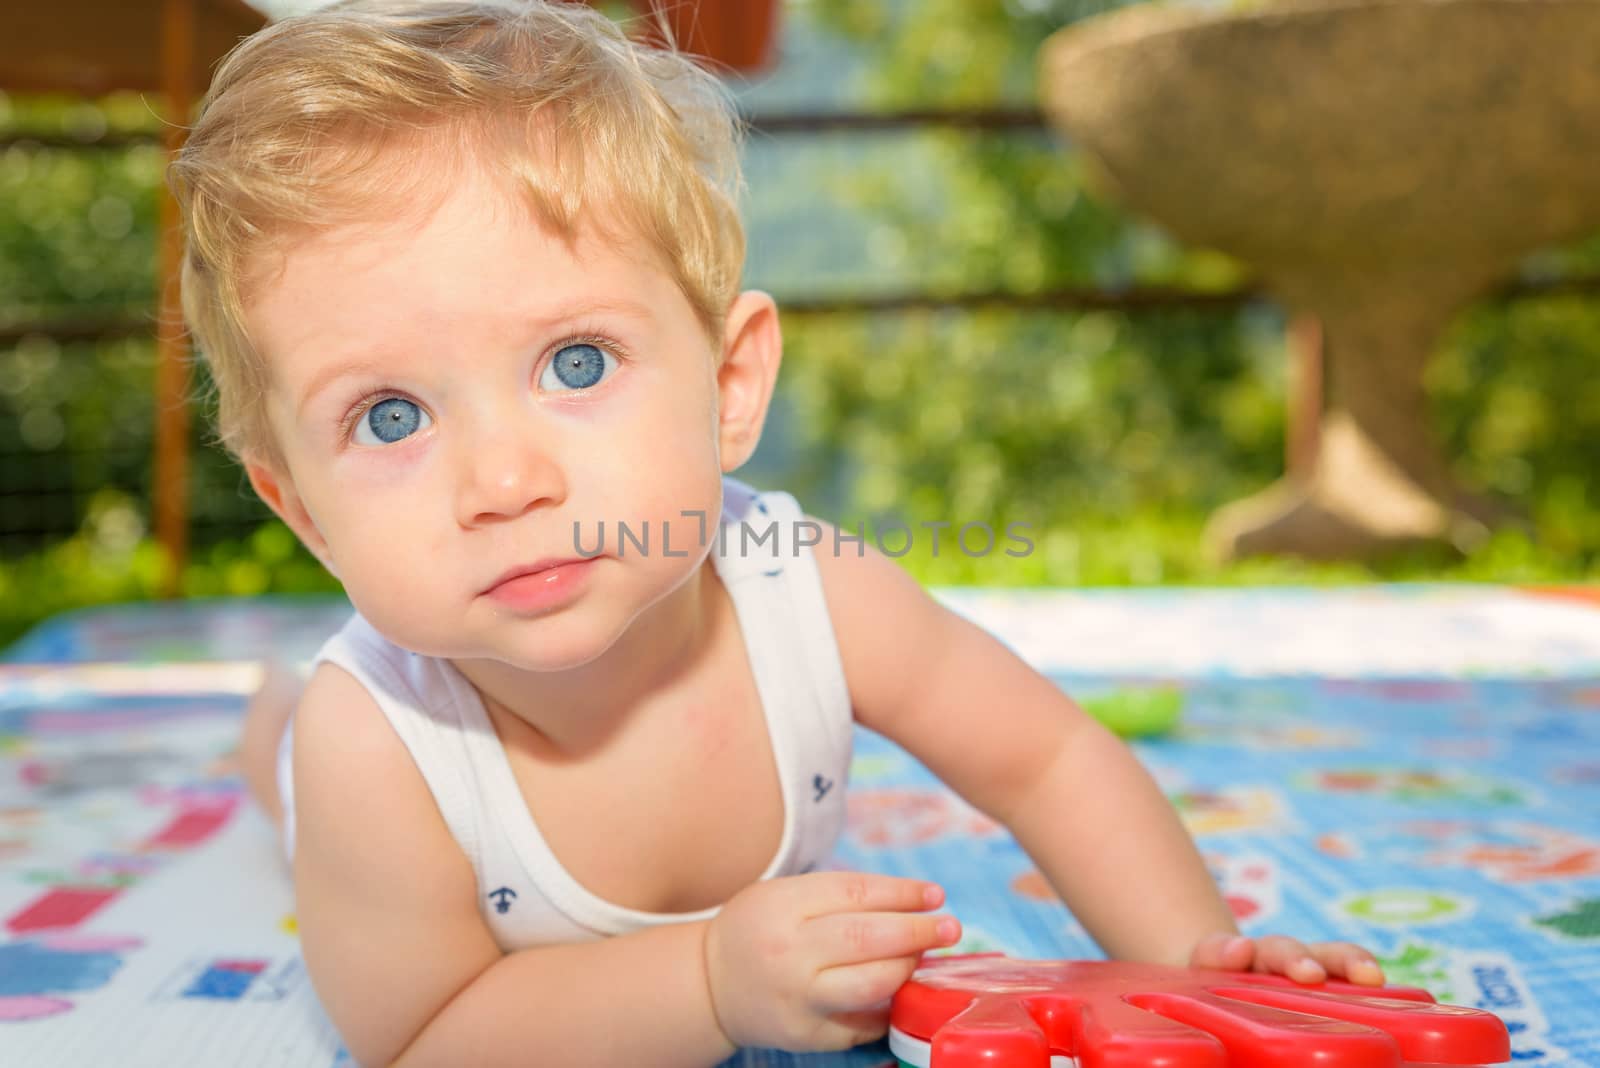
[{"x1": 1040, "y1": 0, "x2": 1600, "y2": 559}]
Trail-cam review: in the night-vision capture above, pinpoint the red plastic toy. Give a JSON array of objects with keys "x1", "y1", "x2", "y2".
[{"x1": 888, "y1": 954, "x2": 1511, "y2": 1067}]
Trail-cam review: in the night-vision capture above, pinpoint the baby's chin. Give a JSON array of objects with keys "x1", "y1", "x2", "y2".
[
  {"x1": 471, "y1": 627, "x2": 628, "y2": 675},
  {"x1": 394, "y1": 614, "x2": 630, "y2": 675}
]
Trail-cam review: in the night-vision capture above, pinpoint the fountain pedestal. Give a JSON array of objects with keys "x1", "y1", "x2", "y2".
[{"x1": 1040, "y1": 0, "x2": 1600, "y2": 559}]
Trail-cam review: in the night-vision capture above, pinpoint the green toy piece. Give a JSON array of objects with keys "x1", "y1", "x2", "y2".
[{"x1": 1079, "y1": 687, "x2": 1184, "y2": 738}]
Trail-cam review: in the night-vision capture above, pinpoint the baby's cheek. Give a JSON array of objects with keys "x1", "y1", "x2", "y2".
[
  {"x1": 348, "y1": 585, "x2": 451, "y2": 659},
  {"x1": 329, "y1": 538, "x2": 435, "y2": 636}
]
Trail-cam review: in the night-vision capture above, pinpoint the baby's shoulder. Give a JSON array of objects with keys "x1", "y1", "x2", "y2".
[
  {"x1": 292, "y1": 657, "x2": 416, "y2": 780},
  {"x1": 803, "y1": 512, "x2": 958, "y2": 724}
]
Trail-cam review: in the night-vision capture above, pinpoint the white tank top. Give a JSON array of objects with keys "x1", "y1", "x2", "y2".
[{"x1": 279, "y1": 478, "x2": 854, "y2": 950}]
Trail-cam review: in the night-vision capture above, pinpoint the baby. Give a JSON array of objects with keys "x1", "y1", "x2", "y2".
[{"x1": 174, "y1": 1, "x2": 1384, "y2": 1064}]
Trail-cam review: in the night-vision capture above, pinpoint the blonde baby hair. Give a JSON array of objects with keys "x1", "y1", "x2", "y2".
[{"x1": 170, "y1": 0, "x2": 747, "y2": 468}]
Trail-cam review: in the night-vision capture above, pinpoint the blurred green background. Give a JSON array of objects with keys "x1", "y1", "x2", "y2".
[{"x1": 3, "y1": 0, "x2": 1599, "y2": 648}]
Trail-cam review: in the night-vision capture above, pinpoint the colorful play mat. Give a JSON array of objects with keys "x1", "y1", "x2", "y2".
[{"x1": 3, "y1": 584, "x2": 1598, "y2": 1065}]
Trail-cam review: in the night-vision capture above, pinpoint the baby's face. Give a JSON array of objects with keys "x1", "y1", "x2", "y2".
[{"x1": 243, "y1": 165, "x2": 728, "y2": 671}]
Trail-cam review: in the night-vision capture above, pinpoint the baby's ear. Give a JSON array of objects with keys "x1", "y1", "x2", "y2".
[
  {"x1": 244, "y1": 458, "x2": 336, "y2": 575},
  {"x1": 717, "y1": 290, "x2": 783, "y2": 472}
]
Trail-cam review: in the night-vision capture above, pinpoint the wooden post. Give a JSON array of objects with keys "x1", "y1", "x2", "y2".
[
  {"x1": 632, "y1": 0, "x2": 780, "y2": 72},
  {"x1": 153, "y1": 0, "x2": 195, "y2": 597},
  {"x1": 1285, "y1": 312, "x2": 1323, "y2": 481}
]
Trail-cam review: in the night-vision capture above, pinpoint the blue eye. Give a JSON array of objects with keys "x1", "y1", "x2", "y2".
[
  {"x1": 353, "y1": 397, "x2": 431, "y2": 445},
  {"x1": 540, "y1": 342, "x2": 616, "y2": 392}
]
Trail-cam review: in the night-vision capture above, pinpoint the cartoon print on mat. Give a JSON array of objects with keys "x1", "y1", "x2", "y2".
[
  {"x1": 1458, "y1": 952, "x2": 1570, "y2": 1062},
  {"x1": 1418, "y1": 736, "x2": 1503, "y2": 761},
  {"x1": 1553, "y1": 682, "x2": 1600, "y2": 708},
  {"x1": 1, "y1": 792, "x2": 250, "y2": 935},
  {"x1": 1321, "y1": 679, "x2": 1474, "y2": 703},
  {"x1": 1318, "y1": 831, "x2": 1358, "y2": 859},
  {"x1": 19, "y1": 748, "x2": 191, "y2": 798},
  {"x1": 1296, "y1": 766, "x2": 1528, "y2": 806},
  {"x1": 0, "y1": 933, "x2": 143, "y2": 1021},
  {"x1": 1515, "y1": 679, "x2": 1597, "y2": 710},
  {"x1": 2, "y1": 678, "x2": 247, "y2": 935},
  {"x1": 1549, "y1": 761, "x2": 1600, "y2": 786},
  {"x1": 1170, "y1": 787, "x2": 1289, "y2": 836},
  {"x1": 1335, "y1": 888, "x2": 1474, "y2": 927},
  {"x1": 1322, "y1": 819, "x2": 1600, "y2": 883},
  {"x1": 1532, "y1": 897, "x2": 1600, "y2": 942},
  {"x1": 6, "y1": 884, "x2": 127, "y2": 933},
  {"x1": 4, "y1": 597, "x2": 349, "y2": 663},
  {"x1": 846, "y1": 788, "x2": 1002, "y2": 849},
  {"x1": 1182, "y1": 720, "x2": 1364, "y2": 751},
  {"x1": 0, "y1": 695, "x2": 243, "y2": 739},
  {"x1": 1201, "y1": 682, "x2": 1301, "y2": 718},
  {"x1": 1437, "y1": 823, "x2": 1600, "y2": 883},
  {"x1": 1205, "y1": 852, "x2": 1281, "y2": 925},
  {"x1": 152, "y1": 956, "x2": 306, "y2": 1002},
  {"x1": 1375, "y1": 940, "x2": 1457, "y2": 998},
  {"x1": 8, "y1": 856, "x2": 185, "y2": 936},
  {"x1": 1374, "y1": 940, "x2": 1569, "y2": 1062},
  {"x1": 1509, "y1": 714, "x2": 1594, "y2": 746},
  {"x1": 0, "y1": 680, "x2": 253, "y2": 1027}
]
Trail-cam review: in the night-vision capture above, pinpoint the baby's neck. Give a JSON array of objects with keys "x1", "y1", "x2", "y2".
[{"x1": 454, "y1": 560, "x2": 723, "y2": 756}]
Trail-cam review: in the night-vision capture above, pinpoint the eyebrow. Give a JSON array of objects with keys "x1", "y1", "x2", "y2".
[
  {"x1": 293, "y1": 297, "x2": 657, "y2": 418},
  {"x1": 295, "y1": 357, "x2": 391, "y2": 420}
]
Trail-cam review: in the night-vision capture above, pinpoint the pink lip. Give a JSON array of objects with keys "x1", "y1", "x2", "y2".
[{"x1": 482, "y1": 556, "x2": 601, "y2": 613}]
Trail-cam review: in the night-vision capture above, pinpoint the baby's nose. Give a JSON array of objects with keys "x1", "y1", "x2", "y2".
[{"x1": 453, "y1": 420, "x2": 566, "y2": 526}]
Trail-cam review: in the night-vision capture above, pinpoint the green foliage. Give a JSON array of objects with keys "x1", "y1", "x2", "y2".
[
  {"x1": 808, "y1": 0, "x2": 1132, "y2": 109},
  {"x1": 0, "y1": 489, "x2": 340, "y2": 649},
  {"x1": 0, "y1": 93, "x2": 162, "y2": 315}
]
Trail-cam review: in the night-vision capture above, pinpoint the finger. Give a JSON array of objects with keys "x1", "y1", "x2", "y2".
[
  {"x1": 1311, "y1": 941, "x2": 1386, "y2": 986},
  {"x1": 795, "y1": 872, "x2": 944, "y2": 919},
  {"x1": 1252, "y1": 934, "x2": 1326, "y2": 983},
  {"x1": 811, "y1": 955, "x2": 926, "y2": 1015},
  {"x1": 1189, "y1": 932, "x2": 1255, "y2": 971},
  {"x1": 808, "y1": 910, "x2": 960, "y2": 967}
]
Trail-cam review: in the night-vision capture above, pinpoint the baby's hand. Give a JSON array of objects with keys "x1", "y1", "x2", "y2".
[
  {"x1": 703, "y1": 872, "x2": 961, "y2": 1052},
  {"x1": 1188, "y1": 932, "x2": 1386, "y2": 986}
]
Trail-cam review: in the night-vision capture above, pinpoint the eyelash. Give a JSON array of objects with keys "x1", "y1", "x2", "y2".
[{"x1": 334, "y1": 330, "x2": 627, "y2": 445}]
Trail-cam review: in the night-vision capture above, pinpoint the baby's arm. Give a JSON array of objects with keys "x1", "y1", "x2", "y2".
[
  {"x1": 291, "y1": 662, "x2": 955, "y2": 1066},
  {"x1": 812, "y1": 523, "x2": 1382, "y2": 983},
  {"x1": 290, "y1": 663, "x2": 732, "y2": 1067}
]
